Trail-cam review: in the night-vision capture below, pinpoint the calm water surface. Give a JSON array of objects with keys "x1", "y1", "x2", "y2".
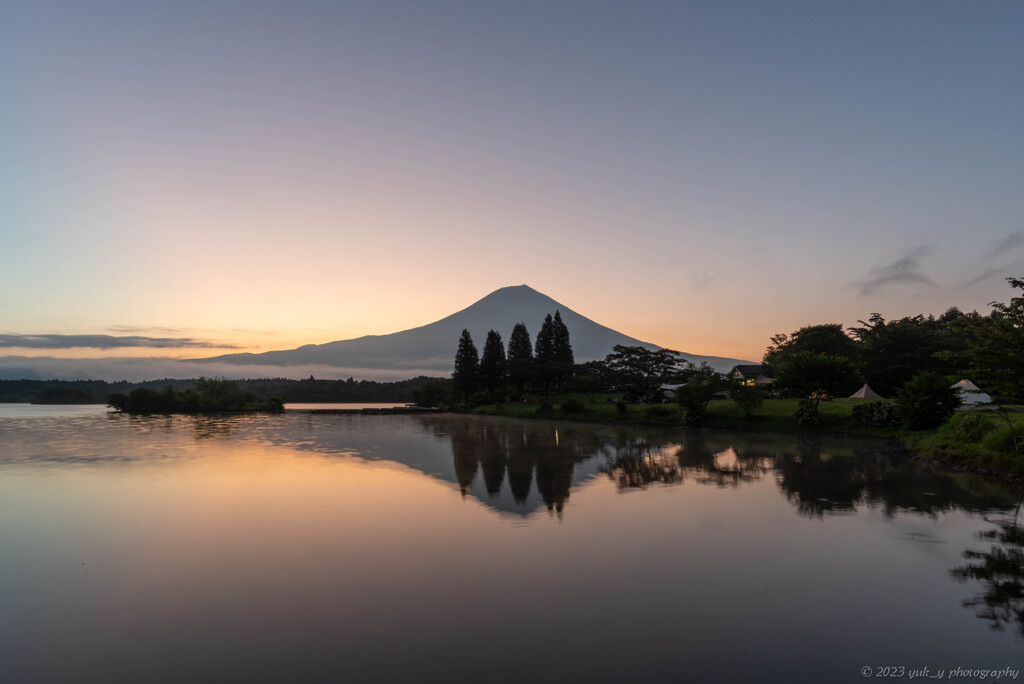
[{"x1": 1, "y1": 404, "x2": 1021, "y2": 683}]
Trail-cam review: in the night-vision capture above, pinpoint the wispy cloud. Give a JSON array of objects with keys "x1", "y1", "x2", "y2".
[
  {"x1": 854, "y1": 246, "x2": 937, "y2": 296},
  {"x1": 960, "y1": 266, "x2": 1007, "y2": 288},
  {"x1": 690, "y1": 271, "x2": 716, "y2": 291},
  {"x1": 986, "y1": 230, "x2": 1024, "y2": 258},
  {"x1": 0, "y1": 334, "x2": 241, "y2": 350}
]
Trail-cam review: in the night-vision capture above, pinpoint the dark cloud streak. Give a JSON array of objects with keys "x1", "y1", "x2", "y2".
[
  {"x1": 854, "y1": 246, "x2": 937, "y2": 296},
  {"x1": 0, "y1": 334, "x2": 241, "y2": 350}
]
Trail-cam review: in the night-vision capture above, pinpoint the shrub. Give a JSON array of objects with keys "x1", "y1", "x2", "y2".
[
  {"x1": 561, "y1": 399, "x2": 585, "y2": 414},
  {"x1": 852, "y1": 401, "x2": 902, "y2": 428},
  {"x1": 534, "y1": 401, "x2": 556, "y2": 417},
  {"x1": 731, "y1": 384, "x2": 764, "y2": 419},
  {"x1": 895, "y1": 371, "x2": 962, "y2": 430},
  {"x1": 949, "y1": 411, "x2": 997, "y2": 443},
  {"x1": 794, "y1": 398, "x2": 821, "y2": 426}
]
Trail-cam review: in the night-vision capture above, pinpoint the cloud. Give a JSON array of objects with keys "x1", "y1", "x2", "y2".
[
  {"x1": 690, "y1": 271, "x2": 716, "y2": 291},
  {"x1": 960, "y1": 266, "x2": 1008, "y2": 288},
  {"x1": 853, "y1": 247, "x2": 937, "y2": 296},
  {"x1": 0, "y1": 334, "x2": 241, "y2": 350},
  {"x1": 986, "y1": 230, "x2": 1024, "y2": 258},
  {"x1": 0, "y1": 356, "x2": 442, "y2": 382}
]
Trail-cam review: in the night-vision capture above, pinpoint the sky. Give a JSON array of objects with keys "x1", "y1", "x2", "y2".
[{"x1": 2, "y1": 0, "x2": 1023, "y2": 377}]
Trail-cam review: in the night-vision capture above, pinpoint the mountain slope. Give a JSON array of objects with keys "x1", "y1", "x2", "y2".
[{"x1": 195, "y1": 285, "x2": 750, "y2": 372}]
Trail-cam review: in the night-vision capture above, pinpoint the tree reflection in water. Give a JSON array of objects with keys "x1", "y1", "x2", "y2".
[{"x1": 952, "y1": 503, "x2": 1024, "y2": 636}]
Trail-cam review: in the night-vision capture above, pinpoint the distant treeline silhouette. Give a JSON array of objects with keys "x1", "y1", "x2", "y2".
[{"x1": 1, "y1": 375, "x2": 441, "y2": 405}]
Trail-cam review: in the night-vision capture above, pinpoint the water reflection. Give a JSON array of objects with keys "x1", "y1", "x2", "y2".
[
  {"x1": 953, "y1": 506, "x2": 1024, "y2": 635},
  {"x1": 3, "y1": 406, "x2": 1023, "y2": 679}
]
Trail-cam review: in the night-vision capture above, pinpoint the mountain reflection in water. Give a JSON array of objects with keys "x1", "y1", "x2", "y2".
[{"x1": 2, "y1": 407, "x2": 1022, "y2": 683}]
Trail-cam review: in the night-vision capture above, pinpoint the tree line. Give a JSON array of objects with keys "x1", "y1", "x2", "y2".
[{"x1": 763, "y1": 276, "x2": 1024, "y2": 427}]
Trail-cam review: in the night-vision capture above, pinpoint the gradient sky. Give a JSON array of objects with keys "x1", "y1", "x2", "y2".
[{"x1": 2, "y1": 0, "x2": 1023, "y2": 369}]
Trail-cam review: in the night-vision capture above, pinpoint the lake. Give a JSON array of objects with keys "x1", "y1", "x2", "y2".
[{"x1": 1, "y1": 404, "x2": 1021, "y2": 683}]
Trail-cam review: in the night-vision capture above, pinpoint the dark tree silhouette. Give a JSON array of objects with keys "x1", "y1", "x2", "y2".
[
  {"x1": 507, "y1": 322, "x2": 534, "y2": 396},
  {"x1": 479, "y1": 329, "x2": 507, "y2": 399},
  {"x1": 452, "y1": 329, "x2": 479, "y2": 405}
]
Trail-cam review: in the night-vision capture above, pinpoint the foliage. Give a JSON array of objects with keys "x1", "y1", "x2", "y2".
[
  {"x1": 412, "y1": 378, "x2": 453, "y2": 408},
  {"x1": 452, "y1": 329, "x2": 480, "y2": 404},
  {"x1": 793, "y1": 397, "x2": 822, "y2": 426},
  {"x1": 763, "y1": 323, "x2": 858, "y2": 369},
  {"x1": 676, "y1": 363, "x2": 728, "y2": 426},
  {"x1": 551, "y1": 311, "x2": 574, "y2": 366},
  {"x1": 478, "y1": 330, "x2": 507, "y2": 398},
  {"x1": 852, "y1": 401, "x2": 902, "y2": 428},
  {"x1": 848, "y1": 312, "x2": 963, "y2": 396},
  {"x1": 946, "y1": 278, "x2": 1024, "y2": 402},
  {"x1": 774, "y1": 351, "x2": 862, "y2": 407},
  {"x1": 507, "y1": 322, "x2": 534, "y2": 396},
  {"x1": 33, "y1": 386, "x2": 101, "y2": 404},
  {"x1": 730, "y1": 382, "x2": 764, "y2": 419},
  {"x1": 894, "y1": 371, "x2": 962, "y2": 430},
  {"x1": 604, "y1": 345, "x2": 687, "y2": 394},
  {"x1": 534, "y1": 314, "x2": 555, "y2": 364},
  {"x1": 106, "y1": 378, "x2": 280, "y2": 414},
  {"x1": 561, "y1": 399, "x2": 585, "y2": 414}
]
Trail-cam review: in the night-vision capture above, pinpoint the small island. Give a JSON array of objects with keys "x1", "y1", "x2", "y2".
[{"x1": 107, "y1": 377, "x2": 284, "y2": 415}]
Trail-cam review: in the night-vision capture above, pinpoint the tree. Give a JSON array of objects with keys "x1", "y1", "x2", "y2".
[
  {"x1": 675, "y1": 363, "x2": 728, "y2": 425},
  {"x1": 604, "y1": 345, "x2": 687, "y2": 395},
  {"x1": 452, "y1": 329, "x2": 479, "y2": 405},
  {"x1": 894, "y1": 371, "x2": 962, "y2": 430},
  {"x1": 507, "y1": 322, "x2": 534, "y2": 396},
  {"x1": 730, "y1": 381, "x2": 764, "y2": 419},
  {"x1": 551, "y1": 311, "x2": 574, "y2": 366},
  {"x1": 534, "y1": 314, "x2": 556, "y2": 393},
  {"x1": 763, "y1": 323, "x2": 858, "y2": 369},
  {"x1": 848, "y1": 312, "x2": 963, "y2": 396},
  {"x1": 947, "y1": 278, "x2": 1024, "y2": 402},
  {"x1": 479, "y1": 330, "x2": 507, "y2": 399},
  {"x1": 775, "y1": 351, "x2": 862, "y2": 425}
]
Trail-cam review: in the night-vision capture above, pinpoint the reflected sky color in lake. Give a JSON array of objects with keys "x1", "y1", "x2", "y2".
[{"x1": 1, "y1": 406, "x2": 1021, "y2": 683}]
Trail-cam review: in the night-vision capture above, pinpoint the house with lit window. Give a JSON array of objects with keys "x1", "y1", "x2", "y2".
[{"x1": 729, "y1": 365, "x2": 775, "y2": 388}]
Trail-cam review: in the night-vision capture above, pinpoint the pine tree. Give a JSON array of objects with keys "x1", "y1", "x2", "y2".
[
  {"x1": 479, "y1": 330, "x2": 507, "y2": 398},
  {"x1": 535, "y1": 314, "x2": 555, "y2": 363},
  {"x1": 551, "y1": 311, "x2": 574, "y2": 366},
  {"x1": 452, "y1": 329, "x2": 479, "y2": 404},
  {"x1": 507, "y1": 322, "x2": 534, "y2": 396}
]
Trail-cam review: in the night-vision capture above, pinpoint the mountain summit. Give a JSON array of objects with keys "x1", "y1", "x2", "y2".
[{"x1": 196, "y1": 285, "x2": 748, "y2": 372}]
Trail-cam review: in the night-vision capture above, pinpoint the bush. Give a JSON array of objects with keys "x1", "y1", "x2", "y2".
[
  {"x1": 982, "y1": 424, "x2": 1019, "y2": 454},
  {"x1": 794, "y1": 398, "x2": 821, "y2": 426},
  {"x1": 895, "y1": 371, "x2": 962, "y2": 430},
  {"x1": 852, "y1": 401, "x2": 902, "y2": 428},
  {"x1": 731, "y1": 384, "x2": 764, "y2": 419},
  {"x1": 534, "y1": 401, "x2": 556, "y2": 417},
  {"x1": 561, "y1": 399, "x2": 585, "y2": 414},
  {"x1": 948, "y1": 411, "x2": 997, "y2": 443},
  {"x1": 615, "y1": 400, "x2": 628, "y2": 416}
]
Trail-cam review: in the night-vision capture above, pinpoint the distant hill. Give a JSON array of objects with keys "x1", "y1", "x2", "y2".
[{"x1": 196, "y1": 284, "x2": 751, "y2": 372}]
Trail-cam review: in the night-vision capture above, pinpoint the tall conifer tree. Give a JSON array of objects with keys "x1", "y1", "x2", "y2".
[
  {"x1": 551, "y1": 311, "x2": 574, "y2": 366},
  {"x1": 507, "y1": 322, "x2": 534, "y2": 396},
  {"x1": 479, "y1": 330, "x2": 507, "y2": 398},
  {"x1": 453, "y1": 329, "x2": 479, "y2": 404}
]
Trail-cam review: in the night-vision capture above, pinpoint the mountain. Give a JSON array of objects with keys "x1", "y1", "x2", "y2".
[{"x1": 195, "y1": 285, "x2": 751, "y2": 373}]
